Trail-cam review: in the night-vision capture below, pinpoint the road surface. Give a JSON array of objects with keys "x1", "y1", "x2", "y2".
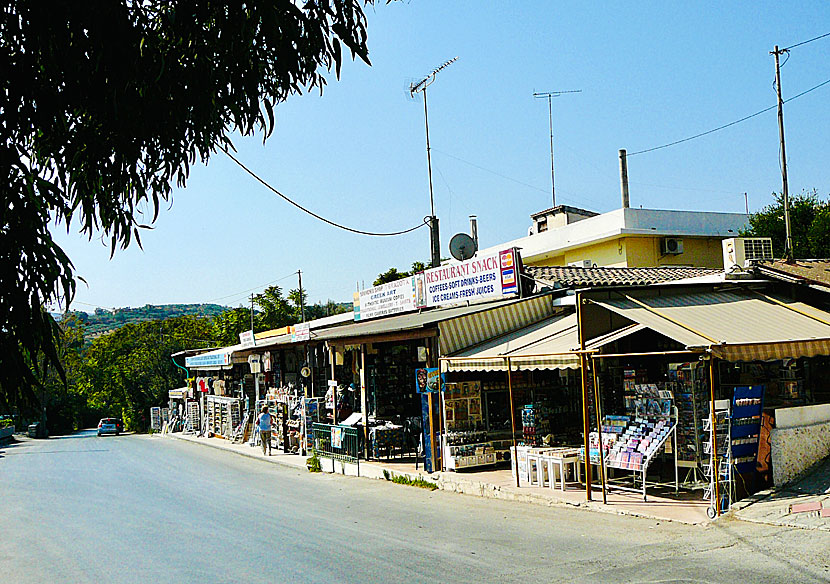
[{"x1": 2, "y1": 431, "x2": 829, "y2": 583}]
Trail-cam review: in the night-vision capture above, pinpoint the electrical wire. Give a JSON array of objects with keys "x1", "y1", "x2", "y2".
[
  {"x1": 782, "y1": 31, "x2": 830, "y2": 51},
  {"x1": 629, "y1": 76, "x2": 830, "y2": 156},
  {"x1": 222, "y1": 148, "x2": 428, "y2": 237}
]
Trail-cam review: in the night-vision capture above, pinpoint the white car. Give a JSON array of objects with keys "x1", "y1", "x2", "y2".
[{"x1": 97, "y1": 418, "x2": 122, "y2": 436}]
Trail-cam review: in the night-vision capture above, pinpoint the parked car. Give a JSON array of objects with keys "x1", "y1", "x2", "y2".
[
  {"x1": 97, "y1": 418, "x2": 123, "y2": 436},
  {"x1": 27, "y1": 422, "x2": 48, "y2": 438}
]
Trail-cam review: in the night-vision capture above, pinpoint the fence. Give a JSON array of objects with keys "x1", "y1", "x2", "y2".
[{"x1": 312, "y1": 423, "x2": 360, "y2": 473}]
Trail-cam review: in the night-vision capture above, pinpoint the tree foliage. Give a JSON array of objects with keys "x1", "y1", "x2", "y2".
[
  {"x1": 373, "y1": 261, "x2": 428, "y2": 286},
  {"x1": 1, "y1": 1, "x2": 378, "y2": 411},
  {"x1": 742, "y1": 190, "x2": 830, "y2": 258},
  {"x1": 80, "y1": 316, "x2": 217, "y2": 431}
]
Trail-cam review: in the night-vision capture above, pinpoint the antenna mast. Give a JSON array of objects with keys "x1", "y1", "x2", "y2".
[
  {"x1": 410, "y1": 57, "x2": 458, "y2": 268},
  {"x1": 533, "y1": 89, "x2": 581, "y2": 208}
]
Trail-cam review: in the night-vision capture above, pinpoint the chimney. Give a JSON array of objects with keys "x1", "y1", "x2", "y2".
[
  {"x1": 619, "y1": 148, "x2": 630, "y2": 209},
  {"x1": 469, "y1": 215, "x2": 479, "y2": 251}
]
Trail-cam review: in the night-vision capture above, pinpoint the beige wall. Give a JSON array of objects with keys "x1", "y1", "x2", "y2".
[{"x1": 525, "y1": 235, "x2": 726, "y2": 268}]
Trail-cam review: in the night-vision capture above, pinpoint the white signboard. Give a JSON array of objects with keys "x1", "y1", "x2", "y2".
[
  {"x1": 353, "y1": 277, "x2": 420, "y2": 321},
  {"x1": 292, "y1": 322, "x2": 310, "y2": 342},
  {"x1": 239, "y1": 330, "x2": 256, "y2": 348},
  {"x1": 421, "y1": 249, "x2": 519, "y2": 307}
]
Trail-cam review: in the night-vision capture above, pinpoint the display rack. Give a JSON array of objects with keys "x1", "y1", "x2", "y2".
[
  {"x1": 205, "y1": 395, "x2": 242, "y2": 438},
  {"x1": 670, "y1": 363, "x2": 708, "y2": 485},
  {"x1": 703, "y1": 405, "x2": 731, "y2": 518},
  {"x1": 185, "y1": 400, "x2": 200, "y2": 434},
  {"x1": 730, "y1": 385, "x2": 764, "y2": 475},
  {"x1": 442, "y1": 381, "x2": 495, "y2": 470}
]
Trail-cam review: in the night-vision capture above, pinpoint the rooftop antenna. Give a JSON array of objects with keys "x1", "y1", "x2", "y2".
[
  {"x1": 410, "y1": 57, "x2": 458, "y2": 268},
  {"x1": 533, "y1": 90, "x2": 582, "y2": 208}
]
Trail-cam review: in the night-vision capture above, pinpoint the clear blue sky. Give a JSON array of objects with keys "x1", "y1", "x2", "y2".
[{"x1": 50, "y1": 1, "x2": 830, "y2": 313}]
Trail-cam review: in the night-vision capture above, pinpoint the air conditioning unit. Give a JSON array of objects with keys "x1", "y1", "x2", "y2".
[
  {"x1": 568, "y1": 259, "x2": 594, "y2": 268},
  {"x1": 661, "y1": 237, "x2": 684, "y2": 255},
  {"x1": 722, "y1": 237, "x2": 773, "y2": 271}
]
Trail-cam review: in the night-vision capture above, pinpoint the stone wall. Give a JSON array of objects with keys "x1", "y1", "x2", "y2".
[{"x1": 770, "y1": 420, "x2": 830, "y2": 486}]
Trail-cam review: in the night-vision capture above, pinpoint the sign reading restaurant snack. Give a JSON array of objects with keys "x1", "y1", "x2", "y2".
[{"x1": 353, "y1": 248, "x2": 521, "y2": 321}]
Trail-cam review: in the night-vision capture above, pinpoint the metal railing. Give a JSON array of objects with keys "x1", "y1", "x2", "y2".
[{"x1": 312, "y1": 423, "x2": 360, "y2": 471}]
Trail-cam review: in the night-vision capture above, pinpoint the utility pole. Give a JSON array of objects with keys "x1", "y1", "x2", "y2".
[
  {"x1": 410, "y1": 57, "x2": 458, "y2": 268},
  {"x1": 533, "y1": 90, "x2": 581, "y2": 208},
  {"x1": 772, "y1": 45, "x2": 794, "y2": 260},
  {"x1": 297, "y1": 270, "x2": 306, "y2": 323},
  {"x1": 250, "y1": 293, "x2": 255, "y2": 333}
]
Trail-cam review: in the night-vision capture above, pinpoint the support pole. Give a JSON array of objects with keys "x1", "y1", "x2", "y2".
[
  {"x1": 506, "y1": 357, "x2": 519, "y2": 488},
  {"x1": 329, "y1": 345, "x2": 337, "y2": 425},
  {"x1": 708, "y1": 356, "x2": 721, "y2": 517},
  {"x1": 577, "y1": 293, "x2": 593, "y2": 500},
  {"x1": 360, "y1": 344, "x2": 369, "y2": 460},
  {"x1": 592, "y1": 358, "x2": 607, "y2": 505}
]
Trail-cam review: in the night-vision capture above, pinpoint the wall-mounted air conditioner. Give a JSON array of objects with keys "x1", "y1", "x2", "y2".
[
  {"x1": 661, "y1": 237, "x2": 684, "y2": 255},
  {"x1": 568, "y1": 259, "x2": 594, "y2": 268},
  {"x1": 722, "y1": 237, "x2": 773, "y2": 271}
]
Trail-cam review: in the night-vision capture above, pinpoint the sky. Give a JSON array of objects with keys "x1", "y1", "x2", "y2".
[{"x1": 49, "y1": 1, "x2": 830, "y2": 313}]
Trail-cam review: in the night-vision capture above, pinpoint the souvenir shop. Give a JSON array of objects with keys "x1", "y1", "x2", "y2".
[
  {"x1": 578, "y1": 283, "x2": 830, "y2": 514},
  {"x1": 440, "y1": 311, "x2": 585, "y2": 474}
]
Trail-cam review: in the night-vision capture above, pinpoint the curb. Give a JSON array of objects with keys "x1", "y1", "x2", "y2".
[{"x1": 157, "y1": 432, "x2": 708, "y2": 525}]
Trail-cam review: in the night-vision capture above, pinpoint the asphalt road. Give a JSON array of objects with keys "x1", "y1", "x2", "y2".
[{"x1": 2, "y1": 431, "x2": 829, "y2": 584}]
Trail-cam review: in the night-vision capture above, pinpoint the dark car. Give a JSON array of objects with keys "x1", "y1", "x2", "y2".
[
  {"x1": 97, "y1": 418, "x2": 123, "y2": 436},
  {"x1": 27, "y1": 422, "x2": 48, "y2": 438}
]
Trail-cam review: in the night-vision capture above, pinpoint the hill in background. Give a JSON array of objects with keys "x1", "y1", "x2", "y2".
[{"x1": 65, "y1": 303, "x2": 229, "y2": 339}]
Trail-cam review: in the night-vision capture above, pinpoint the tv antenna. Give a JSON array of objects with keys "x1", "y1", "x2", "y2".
[
  {"x1": 410, "y1": 57, "x2": 459, "y2": 268},
  {"x1": 533, "y1": 89, "x2": 581, "y2": 208}
]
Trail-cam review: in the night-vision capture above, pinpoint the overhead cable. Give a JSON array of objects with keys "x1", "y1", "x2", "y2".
[
  {"x1": 222, "y1": 148, "x2": 428, "y2": 237},
  {"x1": 629, "y1": 76, "x2": 830, "y2": 156}
]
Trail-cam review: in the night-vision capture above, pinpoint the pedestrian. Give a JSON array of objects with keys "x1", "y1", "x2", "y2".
[{"x1": 257, "y1": 405, "x2": 272, "y2": 456}]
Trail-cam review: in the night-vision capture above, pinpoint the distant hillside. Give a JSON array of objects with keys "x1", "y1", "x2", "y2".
[{"x1": 66, "y1": 303, "x2": 229, "y2": 339}]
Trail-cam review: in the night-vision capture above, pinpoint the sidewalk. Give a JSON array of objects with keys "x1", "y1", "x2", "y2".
[
  {"x1": 733, "y1": 457, "x2": 830, "y2": 531},
  {"x1": 159, "y1": 431, "x2": 711, "y2": 524}
]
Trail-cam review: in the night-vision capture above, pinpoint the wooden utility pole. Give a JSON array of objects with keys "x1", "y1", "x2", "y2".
[{"x1": 772, "y1": 45, "x2": 794, "y2": 260}]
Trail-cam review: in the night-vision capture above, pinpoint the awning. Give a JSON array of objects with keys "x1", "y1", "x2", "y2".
[
  {"x1": 587, "y1": 289, "x2": 830, "y2": 361},
  {"x1": 444, "y1": 313, "x2": 581, "y2": 372},
  {"x1": 168, "y1": 387, "x2": 188, "y2": 399}
]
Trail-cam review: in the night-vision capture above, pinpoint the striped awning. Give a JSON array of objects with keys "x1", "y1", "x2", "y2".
[
  {"x1": 444, "y1": 313, "x2": 581, "y2": 372},
  {"x1": 438, "y1": 294, "x2": 554, "y2": 355},
  {"x1": 589, "y1": 289, "x2": 830, "y2": 362}
]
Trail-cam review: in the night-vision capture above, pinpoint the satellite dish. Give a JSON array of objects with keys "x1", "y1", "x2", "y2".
[{"x1": 449, "y1": 233, "x2": 477, "y2": 261}]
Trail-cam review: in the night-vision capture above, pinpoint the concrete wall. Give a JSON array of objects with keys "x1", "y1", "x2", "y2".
[{"x1": 770, "y1": 419, "x2": 830, "y2": 486}]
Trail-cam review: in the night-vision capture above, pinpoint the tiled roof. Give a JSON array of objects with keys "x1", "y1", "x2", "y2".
[
  {"x1": 526, "y1": 265, "x2": 722, "y2": 288},
  {"x1": 756, "y1": 260, "x2": 830, "y2": 289}
]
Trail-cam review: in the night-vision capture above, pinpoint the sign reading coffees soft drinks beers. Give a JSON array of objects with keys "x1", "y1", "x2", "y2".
[
  {"x1": 421, "y1": 248, "x2": 519, "y2": 307},
  {"x1": 352, "y1": 248, "x2": 522, "y2": 321}
]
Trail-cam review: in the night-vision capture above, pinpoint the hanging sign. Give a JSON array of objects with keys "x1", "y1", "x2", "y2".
[
  {"x1": 292, "y1": 322, "x2": 310, "y2": 342},
  {"x1": 331, "y1": 426, "x2": 344, "y2": 449},
  {"x1": 353, "y1": 277, "x2": 419, "y2": 321},
  {"x1": 415, "y1": 368, "x2": 443, "y2": 394},
  {"x1": 185, "y1": 352, "x2": 231, "y2": 368},
  {"x1": 239, "y1": 330, "x2": 256, "y2": 348},
  {"x1": 420, "y1": 248, "x2": 521, "y2": 308}
]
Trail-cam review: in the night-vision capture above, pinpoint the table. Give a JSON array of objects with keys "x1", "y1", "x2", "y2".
[{"x1": 542, "y1": 448, "x2": 580, "y2": 492}]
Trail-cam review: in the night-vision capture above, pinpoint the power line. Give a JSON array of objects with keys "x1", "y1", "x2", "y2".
[
  {"x1": 629, "y1": 76, "x2": 830, "y2": 156},
  {"x1": 222, "y1": 148, "x2": 428, "y2": 237},
  {"x1": 782, "y1": 31, "x2": 830, "y2": 51},
  {"x1": 204, "y1": 271, "x2": 299, "y2": 303}
]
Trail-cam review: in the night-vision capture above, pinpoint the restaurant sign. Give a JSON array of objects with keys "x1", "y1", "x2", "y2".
[{"x1": 352, "y1": 248, "x2": 521, "y2": 321}]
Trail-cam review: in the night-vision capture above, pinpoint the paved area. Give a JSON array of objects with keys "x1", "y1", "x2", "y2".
[
  {"x1": 735, "y1": 457, "x2": 830, "y2": 531},
  {"x1": 163, "y1": 430, "x2": 711, "y2": 524},
  {"x1": 6, "y1": 431, "x2": 830, "y2": 584}
]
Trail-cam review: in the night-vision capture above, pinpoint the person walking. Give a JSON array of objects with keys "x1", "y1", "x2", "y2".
[{"x1": 257, "y1": 405, "x2": 273, "y2": 456}]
